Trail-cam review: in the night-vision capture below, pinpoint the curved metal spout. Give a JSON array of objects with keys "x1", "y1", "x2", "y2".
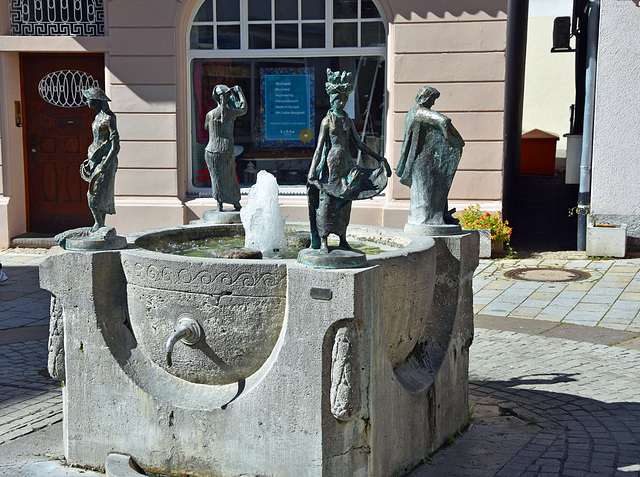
[{"x1": 165, "y1": 315, "x2": 202, "y2": 367}]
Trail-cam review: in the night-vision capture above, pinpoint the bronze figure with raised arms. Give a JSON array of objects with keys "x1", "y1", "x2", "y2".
[{"x1": 204, "y1": 84, "x2": 247, "y2": 212}]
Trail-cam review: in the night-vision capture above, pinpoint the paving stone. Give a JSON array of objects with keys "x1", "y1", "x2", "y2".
[
  {"x1": 475, "y1": 315, "x2": 559, "y2": 335},
  {"x1": 510, "y1": 306, "x2": 543, "y2": 318},
  {"x1": 540, "y1": 324, "x2": 639, "y2": 346}
]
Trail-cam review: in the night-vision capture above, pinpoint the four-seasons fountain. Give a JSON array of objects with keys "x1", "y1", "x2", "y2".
[{"x1": 41, "y1": 77, "x2": 478, "y2": 476}]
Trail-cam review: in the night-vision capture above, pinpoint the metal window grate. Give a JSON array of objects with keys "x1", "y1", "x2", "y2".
[
  {"x1": 38, "y1": 70, "x2": 100, "y2": 108},
  {"x1": 9, "y1": 0, "x2": 105, "y2": 36}
]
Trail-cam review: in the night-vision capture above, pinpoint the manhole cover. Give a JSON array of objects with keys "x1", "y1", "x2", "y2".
[{"x1": 504, "y1": 268, "x2": 591, "y2": 282}]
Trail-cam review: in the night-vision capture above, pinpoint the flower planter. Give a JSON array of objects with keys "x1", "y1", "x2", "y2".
[
  {"x1": 586, "y1": 221, "x2": 627, "y2": 258},
  {"x1": 491, "y1": 240, "x2": 504, "y2": 256},
  {"x1": 474, "y1": 229, "x2": 491, "y2": 258}
]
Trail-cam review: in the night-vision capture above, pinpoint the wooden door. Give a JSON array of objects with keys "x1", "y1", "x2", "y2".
[{"x1": 21, "y1": 54, "x2": 105, "y2": 233}]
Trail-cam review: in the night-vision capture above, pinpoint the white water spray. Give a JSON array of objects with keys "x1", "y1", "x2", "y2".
[{"x1": 240, "y1": 170, "x2": 287, "y2": 257}]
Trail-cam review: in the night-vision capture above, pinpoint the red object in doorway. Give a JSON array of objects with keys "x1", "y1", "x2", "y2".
[{"x1": 520, "y1": 129, "x2": 559, "y2": 175}]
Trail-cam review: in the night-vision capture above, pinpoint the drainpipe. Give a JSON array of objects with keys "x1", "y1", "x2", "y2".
[
  {"x1": 502, "y1": 0, "x2": 529, "y2": 221},
  {"x1": 577, "y1": 0, "x2": 600, "y2": 250}
]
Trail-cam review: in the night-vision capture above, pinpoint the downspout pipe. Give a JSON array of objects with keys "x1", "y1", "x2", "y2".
[
  {"x1": 577, "y1": 0, "x2": 600, "y2": 250},
  {"x1": 502, "y1": 0, "x2": 529, "y2": 221}
]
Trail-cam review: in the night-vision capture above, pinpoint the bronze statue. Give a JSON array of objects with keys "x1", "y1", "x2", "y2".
[
  {"x1": 205, "y1": 84, "x2": 247, "y2": 211},
  {"x1": 307, "y1": 69, "x2": 391, "y2": 252},
  {"x1": 55, "y1": 86, "x2": 126, "y2": 250},
  {"x1": 396, "y1": 86, "x2": 465, "y2": 234},
  {"x1": 80, "y1": 87, "x2": 119, "y2": 232}
]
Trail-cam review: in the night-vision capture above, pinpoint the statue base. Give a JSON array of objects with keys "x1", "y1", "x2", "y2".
[
  {"x1": 297, "y1": 247, "x2": 367, "y2": 269},
  {"x1": 55, "y1": 227, "x2": 128, "y2": 251},
  {"x1": 404, "y1": 223, "x2": 462, "y2": 236},
  {"x1": 191, "y1": 210, "x2": 242, "y2": 225}
]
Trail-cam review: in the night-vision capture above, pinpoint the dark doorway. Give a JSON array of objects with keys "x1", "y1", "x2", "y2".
[
  {"x1": 508, "y1": 176, "x2": 579, "y2": 251},
  {"x1": 502, "y1": 1, "x2": 583, "y2": 252},
  {"x1": 21, "y1": 53, "x2": 104, "y2": 233}
]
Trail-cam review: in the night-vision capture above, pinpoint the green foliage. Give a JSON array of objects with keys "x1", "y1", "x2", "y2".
[
  {"x1": 468, "y1": 402, "x2": 477, "y2": 422},
  {"x1": 504, "y1": 242, "x2": 518, "y2": 259},
  {"x1": 456, "y1": 204, "x2": 513, "y2": 242}
]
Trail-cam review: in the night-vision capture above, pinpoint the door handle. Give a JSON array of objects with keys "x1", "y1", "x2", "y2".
[{"x1": 29, "y1": 135, "x2": 37, "y2": 155}]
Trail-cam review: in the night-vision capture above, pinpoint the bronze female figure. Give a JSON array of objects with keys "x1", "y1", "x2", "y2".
[
  {"x1": 81, "y1": 87, "x2": 119, "y2": 232},
  {"x1": 307, "y1": 69, "x2": 391, "y2": 251},
  {"x1": 204, "y1": 84, "x2": 247, "y2": 211},
  {"x1": 396, "y1": 86, "x2": 465, "y2": 233}
]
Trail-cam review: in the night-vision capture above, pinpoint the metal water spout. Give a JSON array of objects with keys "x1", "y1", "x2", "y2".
[{"x1": 165, "y1": 314, "x2": 203, "y2": 366}]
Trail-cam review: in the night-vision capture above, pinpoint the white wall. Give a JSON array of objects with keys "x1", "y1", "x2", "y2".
[{"x1": 591, "y1": 0, "x2": 640, "y2": 243}]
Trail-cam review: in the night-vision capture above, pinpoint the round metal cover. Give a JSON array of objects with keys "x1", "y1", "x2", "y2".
[{"x1": 504, "y1": 267, "x2": 591, "y2": 282}]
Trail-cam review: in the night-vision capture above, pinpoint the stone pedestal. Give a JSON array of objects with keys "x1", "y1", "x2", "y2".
[
  {"x1": 40, "y1": 228, "x2": 478, "y2": 477},
  {"x1": 190, "y1": 210, "x2": 242, "y2": 225}
]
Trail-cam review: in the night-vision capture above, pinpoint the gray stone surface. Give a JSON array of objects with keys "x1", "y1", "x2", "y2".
[
  {"x1": 586, "y1": 221, "x2": 627, "y2": 258},
  {"x1": 37, "y1": 224, "x2": 475, "y2": 476},
  {"x1": 200, "y1": 209, "x2": 242, "y2": 224},
  {"x1": 0, "y1": 339, "x2": 61, "y2": 446},
  {"x1": 297, "y1": 246, "x2": 367, "y2": 268},
  {"x1": 474, "y1": 256, "x2": 640, "y2": 331},
  {"x1": 105, "y1": 454, "x2": 145, "y2": 477},
  {"x1": 4, "y1": 247, "x2": 640, "y2": 475},
  {"x1": 540, "y1": 323, "x2": 638, "y2": 345},
  {"x1": 474, "y1": 228, "x2": 492, "y2": 258},
  {"x1": 475, "y1": 314, "x2": 559, "y2": 335},
  {"x1": 120, "y1": 249, "x2": 288, "y2": 385}
]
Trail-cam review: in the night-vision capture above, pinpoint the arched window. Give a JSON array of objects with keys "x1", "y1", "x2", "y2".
[{"x1": 188, "y1": 0, "x2": 387, "y2": 193}]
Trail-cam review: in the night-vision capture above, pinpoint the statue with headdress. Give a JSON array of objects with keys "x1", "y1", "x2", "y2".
[
  {"x1": 54, "y1": 86, "x2": 126, "y2": 250},
  {"x1": 396, "y1": 86, "x2": 465, "y2": 235},
  {"x1": 81, "y1": 86, "x2": 119, "y2": 231},
  {"x1": 204, "y1": 84, "x2": 247, "y2": 212},
  {"x1": 300, "y1": 69, "x2": 391, "y2": 267}
]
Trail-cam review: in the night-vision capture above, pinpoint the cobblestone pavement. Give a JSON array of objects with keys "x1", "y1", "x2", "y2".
[
  {"x1": 0, "y1": 248, "x2": 52, "y2": 330},
  {"x1": 0, "y1": 250, "x2": 60, "y2": 446},
  {"x1": 474, "y1": 256, "x2": 640, "y2": 330},
  {"x1": 413, "y1": 328, "x2": 640, "y2": 477},
  {"x1": 2, "y1": 248, "x2": 640, "y2": 476},
  {"x1": 0, "y1": 340, "x2": 62, "y2": 446}
]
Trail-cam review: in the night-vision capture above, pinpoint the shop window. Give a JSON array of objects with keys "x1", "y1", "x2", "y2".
[
  {"x1": 188, "y1": 0, "x2": 386, "y2": 194},
  {"x1": 9, "y1": 0, "x2": 104, "y2": 36}
]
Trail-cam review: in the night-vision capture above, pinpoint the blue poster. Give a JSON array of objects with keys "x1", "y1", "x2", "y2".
[{"x1": 260, "y1": 68, "x2": 315, "y2": 147}]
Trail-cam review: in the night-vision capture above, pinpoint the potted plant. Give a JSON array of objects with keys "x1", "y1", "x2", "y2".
[{"x1": 456, "y1": 205, "x2": 512, "y2": 255}]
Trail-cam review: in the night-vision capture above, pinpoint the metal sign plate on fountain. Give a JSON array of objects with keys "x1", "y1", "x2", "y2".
[
  {"x1": 199, "y1": 210, "x2": 242, "y2": 224},
  {"x1": 297, "y1": 247, "x2": 367, "y2": 268}
]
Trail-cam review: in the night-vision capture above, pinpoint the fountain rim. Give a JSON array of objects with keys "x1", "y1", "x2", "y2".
[{"x1": 125, "y1": 222, "x2": 436, "y2": 263}]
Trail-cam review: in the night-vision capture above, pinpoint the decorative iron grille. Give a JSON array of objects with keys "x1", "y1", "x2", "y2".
[
  {"x1": 9, "y1": 0, "x2": 105, "y2": 36},
  {"x1": 38, "y1": 70, "x2": 100, "y2": 108}
]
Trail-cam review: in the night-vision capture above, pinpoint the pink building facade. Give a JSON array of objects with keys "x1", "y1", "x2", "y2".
[{"x1": 0, "y1": 0, "x2": 508, "y2": 247}]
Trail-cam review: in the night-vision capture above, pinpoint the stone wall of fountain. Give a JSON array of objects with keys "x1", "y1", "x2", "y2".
[{"x1": 40, "y1": 224, "x2": 478, "y2": 477}]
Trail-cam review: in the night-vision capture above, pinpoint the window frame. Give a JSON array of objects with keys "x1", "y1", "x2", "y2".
[{"x1": 187, "y1": 0, "x2": 387, "y2": 196}]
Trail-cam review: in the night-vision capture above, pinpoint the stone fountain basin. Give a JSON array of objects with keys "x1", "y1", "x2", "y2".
[
  {"x1": 40, "y1": 222, "x2": 478, "y2": 476},
  {"x1": 124, "y1": 222, "x2": 433, "y2": 386}
]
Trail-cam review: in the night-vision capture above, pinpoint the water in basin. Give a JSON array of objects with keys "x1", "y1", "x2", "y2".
[{"x1": 151, "y1": 230, "x2": 396, "y2": 259}]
